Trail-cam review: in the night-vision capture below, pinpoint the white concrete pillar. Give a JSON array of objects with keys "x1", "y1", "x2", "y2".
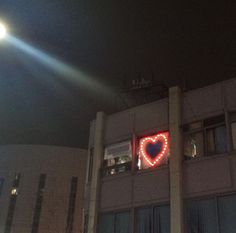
[
  {"x1": 87, "y1": 112, "x2": 106, "y2": 233},
  {"x1": 169, "y1": 86, "x2": 184, "y2": 233}
]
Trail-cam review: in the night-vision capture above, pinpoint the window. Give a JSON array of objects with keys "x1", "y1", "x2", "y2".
[
  {"x1": 83, "y1": 214, "x2": 88, "y2": 233},
  {"x1": 87, "y1": 148, "x2": 94, "y2": 182},
  {"x1": 0, "y1": 178, "x2": 4, "y2": 197},
  {"x1": 186, "y1": 194, "x2": 236, "y2": 233},
  {"x1": 31, "y1": 174, "x2": 46, "y2": 233},
  {"x1": 137, "y1": 132, "x2": 169, "y2": 170},
  {"x1": 136, "y1": 205, "x2": 170, "y2": 233},
  {"x1": 65, "y1": 177, "x2": 78, "y2": 233},
  {"x1": 231, "y1": 112, "x2": 236, "y2": 150},
  {"x1": 99, "y1": 211, "x2": 130, "y2": 233},
  {"x1": 186, "y1": 199, "x2": 218, "y2": 233},
  {"x1": 218, "y1": 195, "x2": 236, "y2": 233},
  {"x1": 4, "y1": 173, "x2": 21, "y2": 233},
  {"x1": 184, "y1": 115, "x2": 227, "y2": 159},
  {"x1": 103, "y1": 141, "x2": 132, "y2": 176}
]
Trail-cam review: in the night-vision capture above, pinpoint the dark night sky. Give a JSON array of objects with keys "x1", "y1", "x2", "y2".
[{"x1": 0, "y1": 1, "x2": 235, "y2": 148}]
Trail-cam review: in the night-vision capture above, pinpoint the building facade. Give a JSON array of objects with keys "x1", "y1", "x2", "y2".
[
  {"x1": 85, "y1": 78, "x2": 236, "y2": 233},
  {"x1": 0, "y1": 144, "x2": 87, "y2": 233}
]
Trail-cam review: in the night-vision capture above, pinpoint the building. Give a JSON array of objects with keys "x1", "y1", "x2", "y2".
[
  {"x1": 0, "y1": 144, "x2": 87, "y2": 233},
  {"x1": 84, "y1": 78, "x2": 236, "y2": 233}
]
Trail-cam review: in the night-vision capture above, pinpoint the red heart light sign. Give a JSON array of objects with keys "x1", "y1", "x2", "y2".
[{"x1": 139, "y1": 132, "x2": 169, "y2": 168}]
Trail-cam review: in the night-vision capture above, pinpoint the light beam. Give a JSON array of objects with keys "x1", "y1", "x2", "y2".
[{"x1": 6, "y1": 35, "x2": 113, "y2": 95}]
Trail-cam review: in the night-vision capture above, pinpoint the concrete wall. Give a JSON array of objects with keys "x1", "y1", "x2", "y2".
[
  {"x1": 100, "y1": 167, "x2": 169, "y2": 212},
  {"x1": 184, "y1": 154, "x2": 236, "y2": 198},
  {"x1": 0, "y1": 145, "x2": 87, "y2": 233}
]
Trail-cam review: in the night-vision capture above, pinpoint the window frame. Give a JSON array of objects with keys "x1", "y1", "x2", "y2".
[
  {"x1": 183, "y1": 115, "x2": 228, "y2": 159},
  {"x1": 98, "y1": 209, "x2": 131, "y2": 233},
  {"x1": 102, "y1": 139, "x2": 132, "y2": 176}
]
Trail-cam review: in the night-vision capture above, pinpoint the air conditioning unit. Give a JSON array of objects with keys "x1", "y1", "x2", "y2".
[{"x1": 104, "y1": 141, "x2": 131, "y2": 160}]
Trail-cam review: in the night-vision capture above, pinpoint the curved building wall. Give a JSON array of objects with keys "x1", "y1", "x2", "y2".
[{"x1": 0, "y1": 145, "x2": 87, "y2": 233}]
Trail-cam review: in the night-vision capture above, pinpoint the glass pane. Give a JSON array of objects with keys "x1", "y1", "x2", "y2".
[
  {"x1": 184, "y1": 132, "x2": 204, "y2": 159},
  {"x1": 115, "y1": 212, "x2": 130, "y2": 233},
  {"x1": 214, "y1": 126, "x2": 227, "y2": 153},
  {"x1": 136, "y1": 208, "x2": 152, "y2": 233},
  {"x1": 186, "y1": 199, "x2": 218, "y2": 233},
  {"x1": 231, "y1": 122, "x2": 236, "y2": 150},
  {"x1": 99, "y1": 214, "x2": 114, "y2": 233},
  {"x1": 207, "y1": 126, "x2": 227, "y2": 155},
  {"x1": 206, "y1": 129, "x2": 215, "y2": 154},
  {"x1": 218, "y1": 195, "x2": 236, "y2": 233},
  {"x1": 0, "y1": 178, "x2": 4, "y2": 196},
  {"x1": 153, "y1": 205, "x2": 170, "y2": 233}
]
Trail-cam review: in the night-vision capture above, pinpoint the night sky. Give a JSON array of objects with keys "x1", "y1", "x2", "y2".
[{"x1": 0, "y1": 1, "x2": 235, "y2": 148}]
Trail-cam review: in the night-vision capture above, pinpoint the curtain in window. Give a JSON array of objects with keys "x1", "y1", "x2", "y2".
[
  {"x1": 231, "y1": 122, "x2": 236, "y2": 150},
  {"x1": 115, "y1": 212, "x2": 130, "y2": 233},
  {"x1": 207, "y1": 129, "x2": 215, "y2": 154},
  {"x1": 99, "y1": 214, "x2": 114, "y2": 233},
  {"x1": 153, "y1": 205, "x2": 170, "y2": 233},
  {"x1": 214, "y1": 126, "x2": 227, "y2": 153},
  {"x1": 137, "y1": 208, "x2": 152, "y2": 233},
  {"x1": 186, "y1": 199, "x2": 218, "y2": 233},
  {"x1": 218, "y1": 195, "x2": 236, "y2": 233}
]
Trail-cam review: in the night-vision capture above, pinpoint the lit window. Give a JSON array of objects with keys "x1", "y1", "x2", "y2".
[
  {"x1": 11, "y1": 188, "x2": 18, "y2": 196},
  {"x1": 184, "y1": 131, "x2": 204, "y2": 158},
  {"x1": 138, "y1": 132, "x2": 169, "y2": 170},
  {"x1": 4, "y1": 173, "x2": 21, "y2": 233},
  {"x1": 103, "y1": 141, "x2": 132, "y2": 176},
  {"x1": 184, "y1": 115, "x2": 227, "y2": 159}
]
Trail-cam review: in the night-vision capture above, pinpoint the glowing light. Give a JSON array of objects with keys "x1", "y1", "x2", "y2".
[
  {"x1": 139, "y1": 132, "x2": 169, "y2": 168},
  {"x1": 0, "y1": 22, "x2": 7, "y2": 39},
  {"x1": 11, "y1": 188, "x2": 18, "y2": 196}
]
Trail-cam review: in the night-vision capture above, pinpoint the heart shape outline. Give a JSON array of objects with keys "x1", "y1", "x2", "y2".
[{"x1": 140, "y1": 133, "x2": 168, "y2": 167}]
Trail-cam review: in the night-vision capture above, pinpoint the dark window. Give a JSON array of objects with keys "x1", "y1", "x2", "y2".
[
  {"x1": 136, "y1": 208, "x2": 152, "y2": 233},
  {"x1": 66, "y1": 177, "x2": 78, "y2": 233},
  {"x1": 136, "y1": 205, "x2": 170, "y2": 233},
  {"x1": 218, "y1": 195, "x2": 236, "y2": 233},
  {"x1": 4, "y1": 173, "x2": 21, "y2": 233},
  {"x1": 83, "y1": 214, "x2": 88, "y2": 233},
  {"x1": 88, "y1": 148, "x2": 94, "y2": 182},
  {"x1": 0, "y1": 178, "x2": 4, "y2": 197},
  {"x1": 186, "y1": 194, "x2": 236, "y2": 233},
  {"x1": 99, "y1": 213, "x2": 114, "y2": 233},
  {"x1": 153, "y1": 205, "x2": 170, "y2": 233},
  {"x1": 31, "y1": 174, "x2": 46, "y2": 233},
  {"x1": 231, "y1": 112, "x2": 236, "y2": 150},
  {"x1": 184, "y1": 115, "x2": 227, "y2": 159},
  {"x1": 186, "y1": 199, "x2": 218, "y2": 233},
  {"x1": 99, "y1": 211, "x2": 130, "y2": 233}
]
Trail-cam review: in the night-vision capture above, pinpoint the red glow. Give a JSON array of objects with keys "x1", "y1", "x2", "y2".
[{"x1": 139, "y1": 132, "x2": 169, "y2": 168}]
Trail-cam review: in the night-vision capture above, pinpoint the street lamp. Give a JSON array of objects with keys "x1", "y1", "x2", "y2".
[{"x1": 0, "y1": 22, "x2": 7, "y2": 39}]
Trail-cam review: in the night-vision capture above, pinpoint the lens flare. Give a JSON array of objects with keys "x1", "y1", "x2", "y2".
[{"x1": 0, "y1": 22, "x2": 7, "y2": 39}]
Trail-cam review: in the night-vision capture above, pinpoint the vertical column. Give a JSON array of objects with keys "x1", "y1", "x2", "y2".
[
  {"x1": 87, "y1": 112, "x2": 106, "y2": 233},
  {"x1": 169, "y1": 87, "x2": 184, "y2": 233}
]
